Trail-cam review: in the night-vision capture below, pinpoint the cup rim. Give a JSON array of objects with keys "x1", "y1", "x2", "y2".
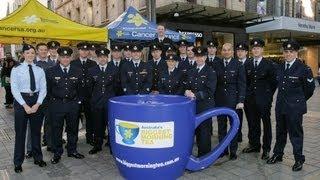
[{"x1": 109, "y1": 95, "x2": 194, "y2": 107}]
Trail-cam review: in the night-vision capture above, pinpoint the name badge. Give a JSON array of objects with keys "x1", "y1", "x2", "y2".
[
  {"x1": 54, "y1": 77, "x2": 61, "y2": 80},
  {"x1": 289, "y1": 76, "x2": 298, "y2": 79},
  {"x1": 201, "y1": 75, "x2": 206, "y2": 78},
  {"x1": 229, "y1": 71, "x2": 235, "y2": 73},
  {"x1": 140, "y1": 71, "x2": 148, "y2": 75},
  {"x1": 70, "y1": 77, "x2": 78, "y2": 80}
]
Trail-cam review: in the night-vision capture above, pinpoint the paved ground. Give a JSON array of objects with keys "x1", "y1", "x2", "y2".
[{"x1": 0, "y1": 85, "x2": 319, "y2": 180}]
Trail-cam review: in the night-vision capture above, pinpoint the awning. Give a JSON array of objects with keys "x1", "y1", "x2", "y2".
[
  {"x1": 246, "y1": 16, "x2": 320, "y2": 34},
  {"x1": 0, "y1": 0, "x2": 107, "y2": 45}
]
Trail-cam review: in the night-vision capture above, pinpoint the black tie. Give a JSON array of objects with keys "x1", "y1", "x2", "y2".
[
  {"x1": 28, "y1": 65, "x2": 36, "y2": 92},
  {"x1": 189, "y1": 61, "x2": 193, "y2": 66},
  {"x1": 182, "y1": 58, "x2": 185, "y2": 61},
  {"x1": 115, "y1": 62, "x2": 119, "y2": 67},
  {"x1": 284, "y1": 63, "x2": 290, "y2": 74},
  {"x1": 135, "y1": 63, "x2": 138, "y2": 68},
  {"x1": 82, "y1": 61, "x2": 85, "y2": 65},
  {"x1": 63, "y1": 68, "x2": 68, "y2": 74},
  {"x1": 101, "y1": 67, "x2": 104, "y2": 72},
  {"x1": 224, "y1": 60, "x2": 229, "y2": 67},
  {"x1": 254, "y1": 60, "x2": 258, "y2": 68},
  {"x1": 210, "y1": 58, "x2": 213, "y2": 62}
]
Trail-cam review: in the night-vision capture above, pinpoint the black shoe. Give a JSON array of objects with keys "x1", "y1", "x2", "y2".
[
  {"x1": 46, "y1": 147, "x2": 52, "y2": 152},
  {"x1": 25, "y1": 152, "x2": 32, "y2": 159},
  {"x1": 86, "y1": 139, "x2": 94, "y2": 146},
  {"x1": 237, "y1": 136, "x2": 242, "y2": 143},
  {"x1": 292, "y1": 161, "x2": 304, "y2": 171},
  {"x1": 266, "y1": 154, "x2": 283, "y2": 164},
  {"x1": 229, "y1": 153, "x2": 237, "y2": 160},
  {"x1": 51, "y1": 156, "x2": 61, "y2": 164},
  {"x1": 14, "y1": 165, "x2": 22, "y2": 173},
  {"x1": 34, "y1": 160, "x2": 47, "y2": 167},
  {"x1": 68, "y1": 152, "x2": 85, "y2": 159},
  {"x1": 261, "y1": 151, "x2": 269, "y2": 160},
  {"x1": 42, "y1": 141, "x2": 47, "y2": 146},
  {"x1": 89, "y1": 147, "x2": 102, "y2": 154},
  {"x1": 242, "y1": 146, "x2": 260, "y2": 153}
]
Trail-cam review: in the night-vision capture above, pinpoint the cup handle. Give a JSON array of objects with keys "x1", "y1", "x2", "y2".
[{"x1": 186, "y1": 108, "x2": 240, "y2": 171}]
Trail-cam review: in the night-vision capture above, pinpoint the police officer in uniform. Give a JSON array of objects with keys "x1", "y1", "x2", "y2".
[
  {"x1": 242, "y1": 39, "x2": 277, "y2": 160},
  {"x1": 158, "y1": 55, "x2": 184, "y2": 95},
  {"x1": 177, "y1": 40, "x2": 188, "y2": 62},
  {"x1": 267, "y1": 40, "x2": 315, "y2": 171},
  {"x1": 110, "y1": 44, "x2": 124, "y2": 96},
  {"x1": 48, "y1": 47, "x2": 85, "y2": 164},
  {"x1": 89, "y1": 43, "x2": 100, "y2": 62},
  {"x1": 47, "y1": 41, "x2": 60, "y2": 64},
  {"x1": 206, "y1": 40, "x2": 220, "y2": 70},
  {"x1": 121, "y1": 45, "x2": 152, "y2": 95},
  {"x1": 71, "y1": 42, "x2": 97, "y2": 146},
  {"x1": 122, "y1": 44, "x2": 132, "y2": 63},
  {"x1": 165, "y1": 44, "x2": 177, "y2": 57},
  {"x1": 11, "y1": 44, "x2": 47, "y2": 173},
  {"x1": 184, "y1": 47, "x2": 217, "y2": 157},
  {"x1": 147, "y1": 43, "x2": 167, "y2": 93},
  {"x1": 87, "y1": 48, "x2": 116, "y2": 154},
  {"x1": 235, "y1": 42, "x2": 250, "y2": 142},
  {"x1": 216, "y1": 43, "x2": 246, "y2": 160}
]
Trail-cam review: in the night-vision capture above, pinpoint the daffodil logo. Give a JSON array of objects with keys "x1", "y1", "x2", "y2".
[
  {"x1": 116, "y1": 30, "x2": 124, "y2": 37},
  {"x1": 22, "y1": 15, "x2": 40, "y2": 24},
  {"x1": 127, "y1": 13, "x2": 148, "y2": 27}
]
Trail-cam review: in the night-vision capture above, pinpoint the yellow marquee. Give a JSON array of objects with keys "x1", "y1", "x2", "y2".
[{"x1": 0, "y1": 0, "x2": 107, "y2": 45}]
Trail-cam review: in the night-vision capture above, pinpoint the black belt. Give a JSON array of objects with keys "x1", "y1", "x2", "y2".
[
  {"x1": 51, "y1": 97, "x2": 76, "y2": 103},
  {"x1": 21, "y1": 92, "x2": 39, "y2": 97}
]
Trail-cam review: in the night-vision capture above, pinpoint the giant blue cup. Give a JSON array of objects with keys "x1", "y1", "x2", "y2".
[{"x1": 109, "y1": 95, "x2": 239, "y2": 180}]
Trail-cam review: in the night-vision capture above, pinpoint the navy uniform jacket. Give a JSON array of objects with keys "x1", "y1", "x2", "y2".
[
  {"x1": 121, "y1": 61, "x2": 153, "y2": 95},
  {"x1": 246, "y1": 58, "x2": 277, "y2": 108},
  {"x1": 185, "y1": 65, "x2": 217, "y2": 112},
  {"x1": 110, "y1": 60, "x2": 125, "y2": 96},
  {"x1": 206, "y1": 56, "x2": 221, "y2": 70},
  {"x1": 87, "y1": 64, "x2": 117, "y2": 110},
  {"x1": 239, "y1": 58, "x2": 252, "y2": 97},
  {"x1": 158, "y1": 68, "x2": 184, "y2": 95},
  {"x1": 46, "y1": 65, "x2": 83, "y2": 103},
  {"x1": 147, "y1": 58, "x2": 167, "y2": 91},
  {"x1": 34, "y1": 59, "x2": 55, "y2": 70},
  {"x1": 215, "y1": 58, "x2": 246, "y2": 108},
  {"x1": 71, "y1": 58, "x2": 96, "y2": 99},
  {"x1": 276, "y1": 59, "x2": 315, "y2": 115}
]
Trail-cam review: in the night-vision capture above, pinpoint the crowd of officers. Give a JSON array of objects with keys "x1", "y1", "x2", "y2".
[{"x1": 9, "y1": 36, "x2": 315, "y2": 173}]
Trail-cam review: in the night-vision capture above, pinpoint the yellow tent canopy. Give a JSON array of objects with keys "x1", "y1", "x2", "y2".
[{"x1": 0, "y1": 0, "x2": 107, "y2": 45}]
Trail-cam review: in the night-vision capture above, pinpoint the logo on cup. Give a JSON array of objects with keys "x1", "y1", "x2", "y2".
[{"x1": 116, "y1": 122, "x2": 140, "y2": 145}]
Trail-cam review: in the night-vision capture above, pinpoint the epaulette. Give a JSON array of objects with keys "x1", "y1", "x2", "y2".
[{"x1": 14, "y1": 62, "x2": 21, "y2": 67}]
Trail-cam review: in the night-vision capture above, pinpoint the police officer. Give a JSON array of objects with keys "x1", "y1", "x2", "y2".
[
  {"x1": 110, "y1": 44, "x2": 124, "y2": 96},
  {"x1": 71, "y1": 42, "x2": 97, "y2": 146},
  {"x1": 235, "y1": 42, "x2": 250, "y2": 143},
  {"x1": 165, "y1": 44, "x2": 177, "y2": 57},
  {"x1": 184, "y1": 47, "x2": 217, "y2": 157},
  {"x1": 89, "y1": 43, "x2": 100, "y2": 62},
  {"x1": 177, "y1": 40, "x2": 188, "y2": 62},
  {"x1": 11, "y1": 44, "x2": 47, "y2": 173},
  {"x1": 184, "y1": 44, "x2": 197, "y2": 69},
  {"x1": 267, "y1": 40, "x2": 315, "y2": 171},
  {"x1": 48, "y1": 47, "x2": 85, "y2": 164},
  {"x1": 216, "y1": 43, "x2": 246, "y2": 160},
  {"x1": 242, "y1": 39, "x2": 277, "y2": 160},
  {"x1": 147, "y1": 43, "x2": 167, "y2": 93},
  {"x1": 34, "y1": 42, "x2": 55, "y2": 150},
  {"x1": 121, "y1": 44, "x2": 152, "y2": 95},
  {"x1": 47, "y1": 41, "x2": 60, "y2": 64},
  {"x1": 122, "y1": 44, "x2": 132, "y2": 63},
  {"x1": 87, "y1": 48, "x2": 116, "y2": 154},
  {"x1": 158, "y1": 55, "x2": 184, "y2": 95},
  {"x1": 206, "y1": 40, "x2": 221, "y2": 70}
]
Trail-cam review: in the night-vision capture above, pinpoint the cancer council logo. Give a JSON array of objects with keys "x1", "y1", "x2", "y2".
[{"x1": 22, "y1": 15, "x2": 41, "y2": 24}]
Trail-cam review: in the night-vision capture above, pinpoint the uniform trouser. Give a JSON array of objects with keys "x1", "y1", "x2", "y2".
[
  {"x1": 217, "y1": 115, "x2": 238, "y2": 154},
  {"x1": 196, "y1": 119, "x2": 212, "y2": 157},
  {"x1": 91, "y1": 107, "x2": 107, "y2": 148},
  {"x1": 273, "y1": 112, "x2": 305, "y2": 162},
  {"x1": 50, "y1": 100, "x2": 80, "y2": 156},
  {"x1": 81, "y1": 100, "x2": 93, "y2": 141},
  {"x1": 246, "y1": 98, "x2": 272, "y2": 152},
  {"x1": 41, "y1": 103, "x2": 51, "y2": 147},
  {"x1": 26, "y1": 122, "x2": 31, "y2": 153},
  {"x1": 13, "y1": 95, "x2": 43, "y2": 166},
  {"x1": 236, "y1": 109, "x2": 243, "y2": 141},
  {"x1": 4, "y1": 86, "x2": 13, "y2": 104}
]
